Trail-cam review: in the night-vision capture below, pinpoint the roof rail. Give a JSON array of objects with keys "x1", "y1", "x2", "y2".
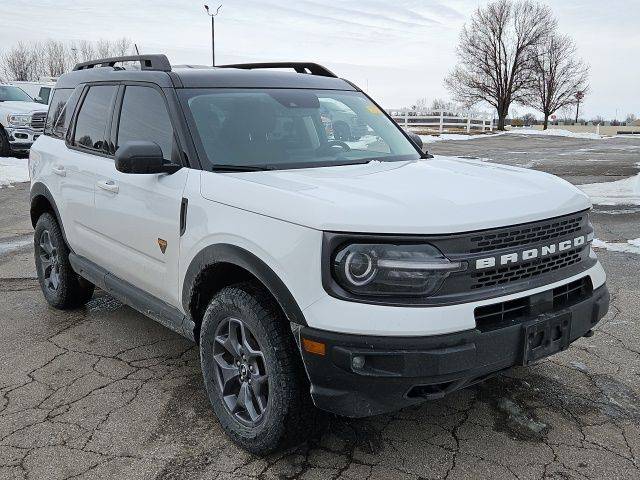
[
  {"x1": 217, "y1": 62, "x2": 337, "y2": 78},
  {"x1": 73, "y1": 54, "x2": 171, "y2": 72}
]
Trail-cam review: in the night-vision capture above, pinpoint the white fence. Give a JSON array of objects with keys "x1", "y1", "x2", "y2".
[{"x1": 388, "y1": 109, "x2": 494, "y2": 133}]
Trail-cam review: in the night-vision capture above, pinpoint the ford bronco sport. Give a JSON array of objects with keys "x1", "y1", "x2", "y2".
[{"x1": 29, "y1": 55, "x2": 609, "y2": 454}]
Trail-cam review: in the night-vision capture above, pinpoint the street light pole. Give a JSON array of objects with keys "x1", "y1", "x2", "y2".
[{"x1": 204, "y1": 4, "x2": 222, "y2": 66}]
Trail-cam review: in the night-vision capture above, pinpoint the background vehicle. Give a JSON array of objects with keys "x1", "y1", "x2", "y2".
[
  {"x1": 0, "y1": 84, "x2": 48, "y2": 156},
  {"x1": 319, "y1": 97, "x2": 368, "y2": 141},
  {"x1": 29, "y1": 55, "x2": 608, "y2": 454},
  {"x1": 9, "y1": 79, "x2": 57, "y2": 104}
]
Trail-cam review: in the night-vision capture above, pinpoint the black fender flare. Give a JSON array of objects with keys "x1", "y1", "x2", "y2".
[
  {"x1": 30, "y1": 182, "x2": 69, "y2": 244},
  {"x1": 182, "y1": 243, "x2": 308, "y2": 327}
]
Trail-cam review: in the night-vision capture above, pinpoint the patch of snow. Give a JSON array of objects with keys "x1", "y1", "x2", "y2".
[
  {"x1": 419, "y1": 133, "x2": 504, "y2": 144},
  {"x1": 0, "y1": 236, "x2": 32, "y2": 256},
  {"x1": 592, "y1": 238, "x2": 640, "y2": 255},
  {"x1": 507, "y1": 128, "x2": 604, "y2": 140},
  {"x1": 578, "y1": 174, "x2": 640, "y2": 206},
  {"x1": 0, "y1": 157, "x2": 29, "y2": 188}
]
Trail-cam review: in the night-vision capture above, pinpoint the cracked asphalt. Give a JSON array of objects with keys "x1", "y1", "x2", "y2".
[{"x1": 1, "y1": 134, "x2": 639, "y2": 479}]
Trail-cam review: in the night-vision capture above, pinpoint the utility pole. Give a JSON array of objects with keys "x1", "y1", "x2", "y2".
[
  {"x1": 204, "y1": 4, "x2": 222, "y2": 66},
  {"x1": 575, "y1": 90, "x2": 585, "y2": 124}
]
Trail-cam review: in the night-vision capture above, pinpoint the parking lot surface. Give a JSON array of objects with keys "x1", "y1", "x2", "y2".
[{"x1": 1, "y1": 134, "x2": 639, "y2": 479}]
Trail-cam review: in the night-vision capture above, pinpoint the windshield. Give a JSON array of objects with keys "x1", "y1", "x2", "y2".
[
  {"x1": 0, "y1": 86, "x2": 34, "y2": 103},
  {"x1": 180, "y1": 89, "x2": 421, "y2": 171}
]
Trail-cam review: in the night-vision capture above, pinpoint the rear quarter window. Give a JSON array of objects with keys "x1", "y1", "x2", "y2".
[{"x1": 44, "y1": 89, "x2": 72, "y2": 138}]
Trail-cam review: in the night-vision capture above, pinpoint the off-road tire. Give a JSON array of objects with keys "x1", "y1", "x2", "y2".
[
  {"x1": 200, "y1": 284, "x2": 317, "y2": 455},
  {"x1": 0, "y1": 128, "x2": 10, "y2": 157},
  {"x1": 34, "y1": 213, "x2": 95, "y2": 309}
]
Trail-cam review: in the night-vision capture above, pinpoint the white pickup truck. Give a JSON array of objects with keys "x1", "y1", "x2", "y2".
[
  {"x1": 0, "y1": 84, "x2": 48, "y2": 156},
  {"x1": 9, "y1": 79, "x2": 57, "y2": 105}
]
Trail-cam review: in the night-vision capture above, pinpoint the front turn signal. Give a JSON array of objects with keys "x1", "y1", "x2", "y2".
[{"x1": 302, "y1": 338, "x2": 326, "y2": 356}]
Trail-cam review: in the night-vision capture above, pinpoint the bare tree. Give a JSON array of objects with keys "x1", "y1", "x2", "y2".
[
  {"x1": 112, "y1": 37, "x2": 132, "y2": 57},
  {"x1": 95, "y1": 39, "x2": 112, "y2": 58},
  {"x1": 521, "y1": 112, "x2": 537, "y2": 125},
  {"x1": 625, "y1": 114, "x2": 637, "y2": 125},
  {"x1": 413, "y1": 97, "x2": 428, "y2": 111},
  {"x1": 43, "y1": 40, "x2": 68, "y2": 77},
  {"x1": 1, "y1": 38, "x2": 135, "y2": 80},
  {"x1": 76, "y1": 40, "x2": 96, "y2": 62},
  {"x1": 445, "y1": 0, "x2": 556, "y2": 130},
  {"x1": 1, "y1": 42, "x2": 37, "y2": 80},
  {"x1": 431, "y1": 98, "x2": 451, "y2": 112},
  {"x1": 524, "y1": 34, "x2": 589, "y2": 129}
]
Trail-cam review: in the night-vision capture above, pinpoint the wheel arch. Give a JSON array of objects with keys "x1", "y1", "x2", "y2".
[
  {"x1": 182, "y1": 243, "x2": 308, "y2": 341},
  {"x1": 30, "y1": 182, "x2": 68, "y2": 244}
]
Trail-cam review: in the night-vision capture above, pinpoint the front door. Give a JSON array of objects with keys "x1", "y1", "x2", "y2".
[{"x1": 90, "y1": 84, "x2": 187, "y2": 306}]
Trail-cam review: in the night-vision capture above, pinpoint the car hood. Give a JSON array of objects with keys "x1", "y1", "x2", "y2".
[
  {"x1": 200, "y1": 156, "x2": 592, "y2": 234},
  {"x1": 1, "y1": 101, "x2": 46, "y2": 115}
]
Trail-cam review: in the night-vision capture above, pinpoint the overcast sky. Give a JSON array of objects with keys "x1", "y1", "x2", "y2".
[{"x1": 2, "y1": 0, "x2": 638, "y2": 119}]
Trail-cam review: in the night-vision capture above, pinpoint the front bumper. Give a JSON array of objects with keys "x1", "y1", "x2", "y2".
[
  {"x1": 299, "y1": 283, "x2": 609, "y2": 418},
  {"x1": 5, "y1": 127, "x2": 42, "y2": 151}
]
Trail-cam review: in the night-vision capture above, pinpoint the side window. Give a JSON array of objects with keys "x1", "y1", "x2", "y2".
[
  {"x1": 73, "y1": 85, "x2": 117, "y2": 152},
  {"x1": 39, "y1": 87, "x2": 52, "y2": 104},
  {"x1": 53, "y1": 87, "x2": 83, "y2": 140},
  {"x1": 117, "y1": 86, "x2": 175, "y2": 161},
  {"x1": 44, "y1": 89, "x2": 72, "y2": 137}
]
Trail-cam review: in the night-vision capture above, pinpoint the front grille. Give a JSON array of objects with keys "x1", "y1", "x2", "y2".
[
  {"x1": 469, "y1": 214, "x2": 585, "y2": 254},
  {"x1": 474, "y1": 297, "x2": 529, "y2": 329},
  {"x1": 553, "y1": 276, "x2": 593, "y2": 309},
  {"x1": 474, "y1": 277, "x2": 592, "y2": 331},
  {"x1": 470, "y1": 248, "x2": 585, "y2": 290},
  {"x1": 31, "y1": 112, "x2": 46, "y2": 130}
]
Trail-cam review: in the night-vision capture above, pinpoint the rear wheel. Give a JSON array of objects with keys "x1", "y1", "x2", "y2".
[
  {"x1": 200, "y1": 284, "x2": 316, "y2": 454},
  {"x1": 34, "y1": 213, "x2": 95, "y2": 309}
]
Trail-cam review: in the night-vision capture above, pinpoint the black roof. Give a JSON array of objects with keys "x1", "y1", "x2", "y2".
[{"x1": 56, "y1": 54, "x2": 357, "y2": 91}]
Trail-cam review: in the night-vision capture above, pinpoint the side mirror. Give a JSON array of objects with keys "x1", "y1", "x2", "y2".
[
  {"x1": 407, "y1": 131, "x2": 423, "y2": 150},
  {"x1": 34, "y1": 96, "x2": 45, "y2": 104},
  {"x1": 115, "y1": 141, "x2": 181, "y2": 175}
]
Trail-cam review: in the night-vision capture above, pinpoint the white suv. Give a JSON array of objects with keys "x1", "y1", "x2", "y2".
[{"x1": 29, "y1": 55, "x2": 609, "y2": 454}]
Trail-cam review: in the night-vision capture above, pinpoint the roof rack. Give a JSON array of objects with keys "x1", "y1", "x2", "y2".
[
  {"x1": 217, "y1": 62, "x2": 337, "y2": 78},
  {"x1": 73, "y1": 54, "x2": 171, "y2": 72}
]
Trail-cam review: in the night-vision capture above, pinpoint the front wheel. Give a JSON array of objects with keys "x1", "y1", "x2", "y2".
[
  {"x1": 199, "y1": 284, "x2": 316, "y2": 454},
  {"x1": 34, "y1": 213, "x2": 95, "y2": 309},
  {"x1": 0, "y1": 128, "x2": 10, "y2": 157}
]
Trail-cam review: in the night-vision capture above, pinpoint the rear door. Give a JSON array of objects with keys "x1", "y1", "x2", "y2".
[
  {"x1": 53, "y1": 84, "x2": 118, "y2": 257},
  {"x1": 90, "y1": 84, "x2": 188, "y2": 305}
]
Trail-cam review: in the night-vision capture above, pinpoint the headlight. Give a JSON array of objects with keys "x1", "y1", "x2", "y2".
[
  {"x1": 7, "y1": 114, "x2": 32, "y2": 127},
  {"x1": 332, "y1": 243, "x2": 465, "y2": 297}
]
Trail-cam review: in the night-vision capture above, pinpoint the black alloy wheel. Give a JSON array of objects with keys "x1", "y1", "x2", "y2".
[
  {"x1": 38, "y1": 229, "x2": 61, "y2": 293},
  {"x1": 213, "y1": 316, "x2": 270, "y2": 426}
]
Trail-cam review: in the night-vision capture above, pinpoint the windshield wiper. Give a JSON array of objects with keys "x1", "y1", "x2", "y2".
[{"x1": 210, "y1": 164, "x2": 273, "y2": 172}]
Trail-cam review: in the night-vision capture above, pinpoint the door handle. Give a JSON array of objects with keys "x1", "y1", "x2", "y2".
[
  {"x1": 97, "y1": 180, "x2": 119, "y2": 194},
  {"x1": 52, "y1": 165, "x2": 66, "y2": 177}
]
